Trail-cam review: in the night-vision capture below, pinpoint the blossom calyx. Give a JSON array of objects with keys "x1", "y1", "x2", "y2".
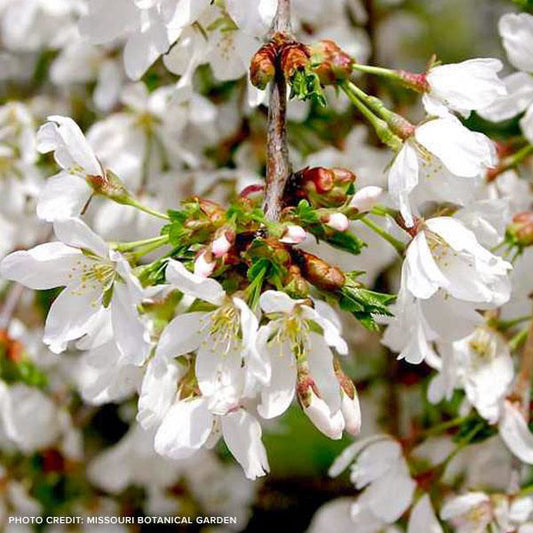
[
  {"x1": 87, "y1": 170, "x2": 131, "y2": 204},
  {"x1": 309, "y1": 40, "x2": 354, "y2": 85}
]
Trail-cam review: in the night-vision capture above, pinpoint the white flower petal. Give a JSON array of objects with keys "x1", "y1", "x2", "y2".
[
  {"x1": 408, "y1": 494, "x2": 443, "y2": 533},
  {"x1": 37, "y1": 173, "x2": 93, "y2": 222},
  {"x1": 155, "y1": 312, "x2": 206, "y2": 360},
  {"x1": 221, "y1": 409, "x2": 269, "y2": 480},
  {"x1": 53, "y1": 217, "x2": 109, "y2": 257},
  {"x1": 165, "y1": 258, "x2": 225, "y2": 305},
  {"x1": 154, "y1": 397, "x2": 213, "y2": 459},
  {"x1": 0, "y1": 242, "x2": 81, "y2": 290},
  {"x1": 499, "y1": 13, "x2": 533, "y2": 73},
  {"x1": 499, "y1": 401, "x2": 533, "y2": 464}
]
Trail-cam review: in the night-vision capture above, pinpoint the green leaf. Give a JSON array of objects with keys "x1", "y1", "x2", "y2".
[
  {"x1": 289, "y1": 69, "x2": 327, "y2": 106},
  {"x1": 339, "y1": 284, "x2": 396, "y2": 331}
]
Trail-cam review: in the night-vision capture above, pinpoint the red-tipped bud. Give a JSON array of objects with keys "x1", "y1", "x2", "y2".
[
  {"x1": 194, "y1": 250, "x2": 216, "y2": 278},
  {"x1": 334, "y1": 359, "x2": 361, "y2": 436},
  {"x1": 325, "y1": 212, "x2": 349, "y2": 232},
  {"x1": 280, "y1": 225, "x2": 307, "y2": 244},
  {"x1": 250, "y1": 41, "x2": 278, "y2": 89},
  {"x1": 309, "y1": 40, "x2": 354, "y2": 85},
  {"x1": 211, "y1": 230, "x2": 235, "y2": 258},
  {"x1": 297, "y1": 362, "x2": 344, "y2": 439},
  {"x1": 349, "y1": 186, "x2": 383, "y2": 213},
  {"x1": 507, "y1": 212, "x2": 533, "y2": 248}
]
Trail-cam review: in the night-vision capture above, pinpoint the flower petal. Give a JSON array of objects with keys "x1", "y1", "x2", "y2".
[
  {"x1": 155, "y1": 312, "x2": 206, "y2": 360},
  {"x1": 154, "y1": 397, "x2": 213, "y2": 460},
  {"x1": 221, "y1": 409, "x2": 270, "y2": 480},
  {"x1": 0, "y1": 242, "x2": 81, "y2": 290},
  {"x1": 37, "y1": 172, "x2": 93, "y2": 222},
  {"x1": 165, "y1": 259, "x2": 225, "y2": 305}
]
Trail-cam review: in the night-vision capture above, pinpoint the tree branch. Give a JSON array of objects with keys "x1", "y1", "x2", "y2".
[{"x1": 263, "y1": 0, "x2": 293, "y2": 221}]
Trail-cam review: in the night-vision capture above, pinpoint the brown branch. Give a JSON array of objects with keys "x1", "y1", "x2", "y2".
[
  {"x1": 0, "y1": 283, "x2": 25, "y2": 331},
  {"x1": 262, "y1": 0, "x2": 293, "y2": 221}
]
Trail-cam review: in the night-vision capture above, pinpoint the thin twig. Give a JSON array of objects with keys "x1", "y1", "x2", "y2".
[
  {"x1": 262, "y1": 0, "x2": 293, "y2": 221},
  {"x1": 0, "y1": 283, "x2": 25, "y2": 331}
]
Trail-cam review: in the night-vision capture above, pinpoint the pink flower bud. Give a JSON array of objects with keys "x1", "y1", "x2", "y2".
[
  {"x1": 194, "y1": 251, "x2": 216, "y2": 278},
  {"x1": 280, "y1": 225, "x2": 307, "y2": 244},
  {"x1": 340, "y1": 389, "x2": 361, "y2": 436},
  {"x1": 211, "y1": 233, "x2": 232, "y2": 258},
  {"x1": 350, "y1": 186, "x2": 383, "y2": 212},
  {"x1": 303, "y1": 391, "x2": 344, "y2": 439},
  {"x1": 326, "y1": 212, "x2": 349, "y2": 232}
]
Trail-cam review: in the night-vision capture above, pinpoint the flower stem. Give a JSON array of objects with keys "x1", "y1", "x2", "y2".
[
  {"x1": 341, "y1": 81, "x2": 403, "y2": 151},
  {"x1": 488, "y1": 143, "x2": 533, "y2": 181},
  {"x1": 125, "y1": 198, "x2": 170, "y2": 220},
  {"x1": 360, "y1": 216, "x2": 406, "y2": 256},
  {"x1": 352, "y1": 64, "x2": 397, "y2": 79},
  {"x1": 113, "y1": 235, "x2": 169, "y2": 253}
]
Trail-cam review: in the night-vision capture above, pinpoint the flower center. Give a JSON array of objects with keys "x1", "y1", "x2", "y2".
[{"x1": 206, "y1": 302, "x2": 241, "y2": 354}]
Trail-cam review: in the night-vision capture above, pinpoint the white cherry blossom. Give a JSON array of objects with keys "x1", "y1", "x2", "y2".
[{"x1": 0, "y1": 217, "x2": 150, "y2": 361}]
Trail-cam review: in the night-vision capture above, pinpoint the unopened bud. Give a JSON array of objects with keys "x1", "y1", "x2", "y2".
[
  {"x1": 325, "y1": 212, "x2": 349, "y2": 232},
  {"x1": 284, "y1": 265, "x2": 309, "y2": 299},
  {"x1": 250, "y1": 41, "x2": 278, "y2": 89},
  {"x1": 334, "y1": 358, "x2": 361, "y2": 436},
  {"x1": 280, "y1": 225, "x2": 307, "y2": 244},
  {"x1": 309, "y1": 40, "x2": 354, "y2": 85},
  {"x1": 194, "y1": 250, "x2": 216, "y2": 278},
  {"x1": 349, "y1": 186, "x2": 383, "y2": 212},
  {"x1": 280, "y1": 42, "x2": 310, "y2": 80},
  {"x1": 507, "y1": 212, "x2": 533, "y2": 248},
  {"x1": 211, "y1": 231, "x2": 235, "y2": 258},
  {"x1": 295, "y1": 251, "x2": 345, "y2": 291},
  {"x1": 297, "y1": 361, "x2": 344, "y2": 439},
  {"x1": 297, "y1": 167, "x2": 356, "y2": 208}
]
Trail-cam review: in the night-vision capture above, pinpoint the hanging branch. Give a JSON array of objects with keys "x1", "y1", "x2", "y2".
[{"x1": 262, "y1": 0, "x2": 293, "y2": 221}]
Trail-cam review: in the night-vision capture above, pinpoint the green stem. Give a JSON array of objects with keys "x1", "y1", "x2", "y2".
[
  {"x1": 420, "y1": 416, "x2": 469, "y2": 438},
  {"x1": 352, "y1": 64, "x2": 398, "y2": 79},
  {"x1": 341, "y1": 82, "x2": 403, "y2": 151},
  {"x1": 133, "y1": 237, "x2": 170, "y2": 258},
  {"x1": 510, "y1": 327, "x2": 530, "y2": 352},
  {"x1": 125, "y1": 198, "x2": 170, "y2": 220},
  {"x1": 345, "y1": 81, "x2": 414, "y2": 139},
  {"x1": 490, "y1": 144, "x2": 533, "y2": 180},
  {"x1": 360, "y1": 216, "x2": 406, "y2": 256},
  {"x1": 497, "y1": 315, "x2": 532, "y2": 332},
  {"x1": 113, "y1": 235, "x2": 169, "y2": 253}
]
